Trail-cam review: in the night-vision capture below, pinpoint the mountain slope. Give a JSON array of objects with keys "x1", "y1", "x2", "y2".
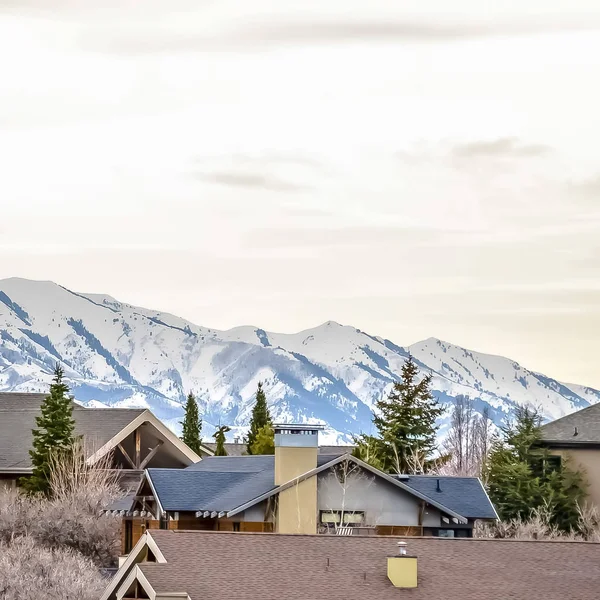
[{"x1": 0, "y1": 278, "x2": 598, "y2": 442}]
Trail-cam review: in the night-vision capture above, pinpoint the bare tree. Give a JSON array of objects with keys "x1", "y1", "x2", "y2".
[
  {"x1": 318, "y1": 459, "x2": 380, "y2": 533},
  {"x1": 0, "y1": 536, "x2": 107, "y2": 600},
  {"x1": 474, "y1": 502, "x2": 600, "y2": 542},
  {"x1": 0, "y1": 440, "x2": 124, "y2": 567},
  {"x1": 443, "y1": 397, "x2": 493, "y2": 477}
]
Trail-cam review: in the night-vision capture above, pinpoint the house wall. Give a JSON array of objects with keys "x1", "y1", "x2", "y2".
[
  {"x1": 549, "y1": 448, "x2": 600, "y2": 508},
  {"x1": 316, "y1": 470, "x2": 443, "y2": 528},
  {"x1": 240, "y1": 501, "x2": 269, "y2": 522}
]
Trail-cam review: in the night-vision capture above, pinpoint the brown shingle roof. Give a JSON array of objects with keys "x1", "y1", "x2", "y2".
[
  {"x1": 139, "y1": 530, "x2": 600, "y2": 600},
  {"x1": 0, "y1": 392, "x2": 146, "y2": 471}
]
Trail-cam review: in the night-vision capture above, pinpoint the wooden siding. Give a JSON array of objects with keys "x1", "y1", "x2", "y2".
[{"x1": 376, "y1": 525, "x2": 423, "y2": 536}]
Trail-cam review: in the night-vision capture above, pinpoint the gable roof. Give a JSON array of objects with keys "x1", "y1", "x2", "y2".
[
  {"x1": 143, "y1": 453, "x2": 494, "y2": 523},
  {"x1": 0, "y1": 392, "x2": 200, "y2": 473},
  {"x1": 147, "y1": 468, "x2": 277, "y2": 513},
  {"x1": 540, "y1": 403, "x2": 600, "y2": 444},
  {"x1": 111, "y1": 530, "x2": 600, "y2": 600},
  {"x1": 402, "y1": 476, "x2": 499, "y2": 520}
]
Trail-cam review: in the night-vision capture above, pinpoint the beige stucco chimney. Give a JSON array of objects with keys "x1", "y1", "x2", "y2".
[
  {"x1": 274, "y1": 424, "x2": 322, "y2": 534},
  {"x1": 388, "y1": 542, "x2": 418, "y2": 588}
]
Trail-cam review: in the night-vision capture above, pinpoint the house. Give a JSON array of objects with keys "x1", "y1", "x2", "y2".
[
  {"x1": 201, "y1": 441, "x2": 352, "y2": 457},
  {"x1": 0, "y1": 392, "x2": 202, "y2": 488},
  {"x1": 112, "y1": 424, "x2": 496, "y2": 553},
  {"x1": 100, "y1": 529, "x2": 600, "y2": 600},
  {"x1": 541, "y1": 403, "x2": 600, "y2": 508}
]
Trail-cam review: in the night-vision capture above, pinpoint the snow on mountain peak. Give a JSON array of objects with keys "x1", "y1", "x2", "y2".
[{"x1": 1, "y1": 277, "x2": 598, "y2": 441}]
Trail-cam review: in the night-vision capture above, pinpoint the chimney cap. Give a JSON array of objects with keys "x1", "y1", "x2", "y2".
[{"x1": 273, "y1": 423, "x2": 325, "y2": 431}]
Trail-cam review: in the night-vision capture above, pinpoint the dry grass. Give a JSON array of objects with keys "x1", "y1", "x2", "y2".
[{"x1": 475, "y1": 503, "x2": 600, "y2": 542}]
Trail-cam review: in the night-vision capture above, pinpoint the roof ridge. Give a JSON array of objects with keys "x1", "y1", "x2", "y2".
[{"x1": 161, "y1": 529, "x2": 600, "y2": 545}]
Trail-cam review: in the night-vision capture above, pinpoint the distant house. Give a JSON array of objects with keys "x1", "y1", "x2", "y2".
[
  {"x1": 112, "y1": 424, "x2": 496, "y2": 553},
  {"x1": 541, "y1": 403, "x2": 600, "y2": 508},
  {"x1": 201, "y1": 441, "x2": 353, "y2": 457},
  {"x1": 100, "y1": 529, "x2": 600, "y2": 600},
  {"x1": 0, "y1": 392, "x2": 202, "y2": 489}
]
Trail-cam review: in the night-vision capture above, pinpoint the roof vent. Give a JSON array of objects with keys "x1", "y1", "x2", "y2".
[
  {"x1": 574, "y1": 427, "x2": 579, "y2": 437},
  {"x1": 436, "y1": 479, "x2": 442, "y2": 493}
]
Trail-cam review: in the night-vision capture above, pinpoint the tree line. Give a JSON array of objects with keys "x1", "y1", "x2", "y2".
[{"x1": 28, "y1": 360, "x2": 591, "y2": 536}]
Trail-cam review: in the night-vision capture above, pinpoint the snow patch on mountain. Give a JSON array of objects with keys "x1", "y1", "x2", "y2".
[{"x1": 1, "y1": 278, "x2": 598, "y2": 443}]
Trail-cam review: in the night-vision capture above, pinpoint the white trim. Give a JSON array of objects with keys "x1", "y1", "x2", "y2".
[
  {"x1": 477, "y1": 477, "x2": 500, "y2": 521},
  {"x1": 0, "y1": 467, "x2": 32, "y2": 474},
  {"x1": 227, "y1": 453, "x2": 468, "y2": 523},
  {"x1": 99, "y1": 532, "x2": 167, "y2": 600},
  {"x1": 146, "y1": 532, "x2": 167, "y2": 563},
  {"x1": 115, "y1": 565, "x2": 157, "y2": 600},
  {"x1": 87, "y1": 410, "x2": 202, "y2": 467},
  {"x1": 146, "y1": 471, "x2": 166, "y2": 518}
]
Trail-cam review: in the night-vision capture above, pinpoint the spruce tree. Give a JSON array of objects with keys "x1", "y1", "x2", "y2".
[
  {"x1": 213, "y1": 425, "x2": 231, "y2": 456},
  {"x1": 485, "y1": 406, "x2": 587, "y2": 532},
  {"x1": 22, "y1": 364, "x2": 76, "y2": 496},
  {"x1": 355, "y1": 354, "x2": 443, "y2": 473},
  {"x1": 249, "y1": 424, "x2": 275, "y2": 455},
  {"x1": 246, "y1": 382, "x2": 272, "y2": 455},
  {"x1": 180, "y1": 392, "x2": 203, "y2": 455}
]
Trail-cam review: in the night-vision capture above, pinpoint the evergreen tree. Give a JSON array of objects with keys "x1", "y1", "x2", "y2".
[
  {"x1": 246, "y1": 382, "x2": 272, "y2": 455},
  {"x1": 22, "y1": 364, "x2": 76, "y2": 496},
  {"x1": 213, "y1": 425, "x2": 231, "y2": 456},
  {"x1": 485, "y1": 406, "x2": 587, "y2": 532},
  {"x1": 355, "y1": 354, "x2": 443, "y2": 473},
  {"x1": 180, "y1": 392, "x2": 203, "y2": 455},
  {"x1": 249, "y1": 424, "x2": 275, "y2": 455}
]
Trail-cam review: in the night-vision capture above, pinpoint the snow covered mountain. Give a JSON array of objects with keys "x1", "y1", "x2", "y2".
[{"x1": 1, "y1": 278, "x2": 598, "y2": 443}]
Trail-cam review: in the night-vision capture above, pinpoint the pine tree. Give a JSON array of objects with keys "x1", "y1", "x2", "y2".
[
  {"x1": 485, "y1": 406, "x2": 587, "y2": 532},
  {"x1": 213, "y1": 425, "x2": 231, "y2": 456},
  {"x1": 22, "y1": 364, "x2": 76, "y2": 496},
  {"x1": 355, "y1": 354, "x2": 443, "y2": 474},
  {"x1": 180, "y1": 392, "x2": 203, "y2": 455},
  {"x1": 246, "y1": 382, "x2": 272, "y2": 455},
  {"x1": 249, "y1": 424, "x2": 275, "y2": 455}
]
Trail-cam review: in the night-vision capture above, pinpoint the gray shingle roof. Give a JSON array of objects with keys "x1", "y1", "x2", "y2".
[
  {"x1": 0, "y1": 392, "x2": 146, "y2": 471},
  {"x1": 154, "y1": 455, "x2": 495, "y2": 521},
  {"x1": 137, "y1": 530, "x2": 600, "y2": 600},
  {"x1": 200, "y1": 444, "x2": 354, "y2": 457},
  {"x1": 202, "y1": 443, "x2": 247, "y2": 456},
  {"x1": 186, "y1": 454, "x2": 335, "y2": 473},
  {"x1": 403, "y1": 476, "x2": 498, "y2": 520},
  {"x1": 147, "y1": 468, "x2": 277, "y2": 512},
  {"x1": 540, "y1": 403, "x2": 600, "y2": 443}
]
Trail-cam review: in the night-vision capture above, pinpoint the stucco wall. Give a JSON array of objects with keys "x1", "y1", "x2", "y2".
[
  {"x1": 278, "y1": 477, "x2": 317, "y2": 534},
  {"x1": 240, "y1": 501, "x2": 268, "y2": 523},
  {"x1": 316, "y1": 469, "x2": 442, "y2": 527},
  {"x1": 549, "y1": 448, "x2": 600, "y2": 508}
]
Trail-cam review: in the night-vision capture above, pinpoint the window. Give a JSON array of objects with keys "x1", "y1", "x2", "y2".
[
  {"x1": 320, "y1": 511, "x2": 365, "y2": 526},
  {"x1": 437, "y1": 529, "x2": 455, "y2": 538},
  {"x1": 233, "y1": 522, "x2": 240, "y2": 532},
  {"x1": 545, "y1": 455, "x2": 562, "y2": 473}
]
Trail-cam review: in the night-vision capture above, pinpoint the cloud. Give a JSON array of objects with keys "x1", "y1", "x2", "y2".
[
  {"x1": 191, "y1": 153, "x2": 323, "y2": 193},
  {"x1": 451, "y1": 138, "x2": 551, "y2": 158},
  {"x1": 194, "y1": 171, "x2": 310, "y2": 192},
  {"x1": 76, "y1": 14, "x2": 600, "y2": 54}
]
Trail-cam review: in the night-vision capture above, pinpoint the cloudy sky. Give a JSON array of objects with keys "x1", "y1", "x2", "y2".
[{"x1": 1, "y1": 1, "x2": 599, "y2": 387}]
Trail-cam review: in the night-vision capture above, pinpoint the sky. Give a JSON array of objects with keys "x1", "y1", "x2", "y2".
[{"x1": 0, "y1": 1, "x2": 599, "y2": 388}]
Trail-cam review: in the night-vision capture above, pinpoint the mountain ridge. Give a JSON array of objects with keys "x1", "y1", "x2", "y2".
[{"x1": 0, "y1": 277, "x2": 598, "y2": 443}]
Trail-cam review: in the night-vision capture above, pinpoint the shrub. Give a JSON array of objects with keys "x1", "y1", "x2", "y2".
[{"x1": 0, "y1": 536, "x2": 107, "y2": 600}]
